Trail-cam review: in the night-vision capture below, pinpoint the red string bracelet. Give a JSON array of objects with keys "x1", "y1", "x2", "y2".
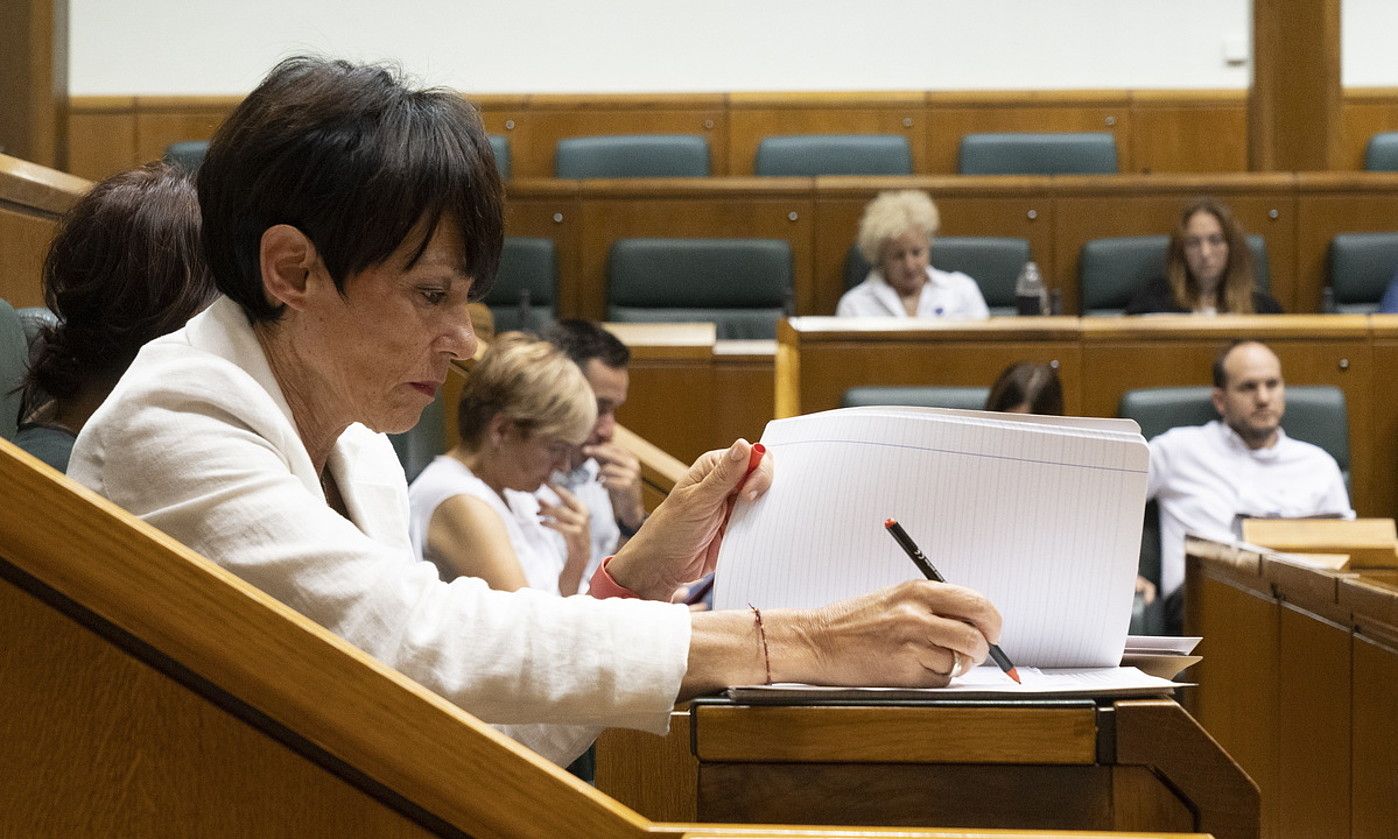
[{"x1": 748, "y1": 603, "x2": 772, "y2": 685}]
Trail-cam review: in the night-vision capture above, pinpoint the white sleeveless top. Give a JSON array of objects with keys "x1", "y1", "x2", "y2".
[{"x1": 408, "y1": 455, "x2": 566, "y2": 594}]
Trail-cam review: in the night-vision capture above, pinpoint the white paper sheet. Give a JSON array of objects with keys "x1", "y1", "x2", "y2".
[
  {"x1": 713, "y1": 406, "x2": 1150, "y2": 668},
  {"x1": 727, "y1": 666, "x2": 1182, "y2": 702}
]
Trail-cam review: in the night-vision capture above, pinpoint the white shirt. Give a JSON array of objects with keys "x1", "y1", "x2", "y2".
[
  {"x1": 408, "y1": 455, "x2": 567, "y2": 594},
  {"x1": 835, "y1": 267, "x2": 991, "y2": 319},
  {"x1": 544, "y1": 457, "x2": 621, "y2": 594},
  {"x1": 1147, "y1": 420, "x2": 1353, "y2": 597},
  {"x1": 67, "y1": 296, "x2": 691, "y2": 766}
]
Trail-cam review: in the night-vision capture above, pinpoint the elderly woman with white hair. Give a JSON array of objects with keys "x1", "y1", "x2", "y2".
[{"x1": 836, "y1": 189, "x2": 990, "y2": 319}]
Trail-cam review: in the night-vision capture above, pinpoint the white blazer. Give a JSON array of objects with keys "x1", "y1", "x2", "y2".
[{"x1": 69, "y1": 296, "x2": 690, "y2": 765}]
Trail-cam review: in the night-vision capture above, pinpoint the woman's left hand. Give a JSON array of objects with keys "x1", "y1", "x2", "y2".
[
  {"x1": 605, "y1": 439, "x2": 771, "y2": 601},
  {"x1": 540, "y1": 482, "x2": 592, "y2": 595}
]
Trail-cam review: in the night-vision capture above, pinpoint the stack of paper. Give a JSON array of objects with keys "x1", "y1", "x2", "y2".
[{"x1": 714, "y1": 406, "x2": 1170, "y2": 698}]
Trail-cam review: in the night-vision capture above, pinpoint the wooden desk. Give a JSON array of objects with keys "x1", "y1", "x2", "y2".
[
  {"x1": 1185, "y1": 538, "x2": 1398, "y2": 839},
  {"x1": 598, "y1": 697, "x2": 1257, "y2": 839}
]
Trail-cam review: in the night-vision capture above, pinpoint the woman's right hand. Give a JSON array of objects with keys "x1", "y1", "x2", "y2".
[
  {"x1": 540, "y1": 482, "x2": 591, "y2": 595},
  {"x1": 682, "y1": 579, "x2": 1003, "y2": 697}
]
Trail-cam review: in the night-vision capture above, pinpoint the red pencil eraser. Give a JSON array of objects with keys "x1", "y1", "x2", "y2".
[{"x1": 884, "y1": 518, "x2": 897, "y2": 528}]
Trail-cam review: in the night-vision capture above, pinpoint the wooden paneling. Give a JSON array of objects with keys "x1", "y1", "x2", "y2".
[
  {"x1": 727, "y1": 92, "x2": 927, "y2": 176},
  {"x1": 1370, "y1": 325, "x2": 1398, "y2": 519},
  {"x1": 1350, "y1": 632, "x2": 1398, "y2": 838},
  {"x1": 1339, "y1": 91, "x2": 1398, "y2": 171},
  {"x1": 577, "y1": 180, "x2": 814, "y2": 320},
  {"x1": 0, "y1": 580, "x2": 437, "y2": 838},
  {"x1": 596, "y1": 711, "x2": 698, "y2": 823},
  {"x1": 925, "y1": 92, "x2": 1132, "y2": 174},
  {"x1": 1251, "y1": 0, "x2": 1342, "y2": 171},
  {"x1": 1294, "y1": 174, "x2": 1398, "y2": 312},
  {"x1": 1128, "y1": 93, "x2": 1248, "y2": 174},
  {"x1": 501, "y1": 180, "x2": 582, "y2": 313},
  {"x1": 0, "y1": 0, "x2": 67, "y2": 169},
  {"x1": 511, "y1": 95, "x2": 727, "y2": 179},
  {"x1": 66, "y1": 110, "x2": 137, "y2": 181},
  {"x1": 0, "y1": 205, "x2": 58, "y2": 307},
  {"x1": 134, "y1": 107, "x2": 232, "y2": 164},
  {"x1": 714, "y1": 344, "x2": 776, "y2": 446},
  {"x1": 1276, "y1": 603, "x2": 1351, "y2": 839},
  {"x1": 693, "y1": 705, "x2": 1096, "y2": 764},
  {"x1": 1186, "y1": 569, "x2": 1279, "y2": 838}
]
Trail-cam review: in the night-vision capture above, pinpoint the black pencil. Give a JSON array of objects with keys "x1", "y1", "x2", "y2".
[{"x1": 884, "y1": 518, "x2": 1021, "y2": 684}]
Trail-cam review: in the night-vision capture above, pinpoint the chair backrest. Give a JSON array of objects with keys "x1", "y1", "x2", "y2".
[
  {"x1": 608, "y1": 238, "x2": 791, "y2": 339},
  {"x1": 488, "y1": 134, "x2": 511, "y2": 180},
  {"x1": 1328, "y1": 232, "x2": 1398, "y2": 313},
  {"x1": 754, "y1": 134, "x2": 913, "y2": 177},
  {"x1": 15, "y1": 306, "x2": 56, "y2": 348},
  {"x1": 1364, "y1": 132, "x2": 1398, "y2": 171},
  {"x1": 483, "y1": 237, "x2": 556, "y2": 332},
  {"x1": 841, "y1": 386, "x2": 990, "y2": 411},
  {"x1": 843, "y1": 237, "x2": 1030, "y2": 314},
  {"x1": 555, "y1": 135, "x2": 710, "y2": 178},
  {"x1": 1079, "y1": 234, "x2": 1270, "y2": 315},
  {"x1": 164, "y1": 140, "x2": 209, "y2": 173},
  {"x1": 958, "y1": 132, "x2": 1118, "y2": 175},
  {"x1": 1, "y1": 300, "x2": 29, "y2": 439}
]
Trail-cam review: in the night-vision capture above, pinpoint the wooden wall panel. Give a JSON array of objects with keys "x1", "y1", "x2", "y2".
[
  {"x1": 1295, "y1": 180, "x2": 1398, "y2": 312},
  {"x1": 1128, "y1": 99, "x2": 1248, "y2": 174},
  {"x1": 0, "y1": 0, "x2": 67, "y2": 170},
  {"x1": 67, "y1": 111, "x2": 137, "y2": 181},
  {"x1": 1370, "y1": 331, "x2": 1398, "y2": 519},
  {"x1": 1275, "y1": 603, "x2": 1351, "y2": 839},
  {"x1": 924, "y1": 96, "x2": 1131, "y2": 174},
  {"x1": 0, "y1": 206, "x2": 58, "y2": 307},
  {"x1": 510, "y1": 95, "x2": 727, "y2": 180},
  {"x1": 0, "y1": 580, "x2": 436, "y2": 838},
  {"x1": 577, "y1": 185, "x2": 814, "y2": 320},
  {"x1": 1251, "y1": 0, "x2": 1342, "y2": 171},
  {"x1": 1350, "y1": 632, "x2": 1398, "y2": 838},
  {"x1": 713, "y1": 352, "x2": 776, "y2": 445},
  {"x1": 727, "y1": 93, "x2": 927, "y2": 175},
  {"x1": 501, "y1": 183, "x2": 582, "y2": 315},
  {"x1": 134, "y1": 107, "x2": 232, "y2": 164},
  {"x1": 1339, "y1": 95, "x2": 1398, "y2": 171}
]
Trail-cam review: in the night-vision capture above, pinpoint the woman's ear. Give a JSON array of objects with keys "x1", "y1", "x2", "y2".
[
  {"x1": 486, "y1": 413, "x2": 512, "y2": 447},
  {"x1": 259, "y1": 225, "x2": 320, "y2": 312}
]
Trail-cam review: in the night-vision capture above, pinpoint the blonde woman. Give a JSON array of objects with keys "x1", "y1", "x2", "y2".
[
  {"x1": 836, "y1": 189, "x2": 989, "y2": 319},
  {"x1": 408, "y1": 332, "x2": 597, "y2": 594}
]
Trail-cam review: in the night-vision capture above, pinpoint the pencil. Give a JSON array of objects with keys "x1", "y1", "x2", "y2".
[{"x1": 883, "y1": 518, "x2": 1021, "y2": 684}]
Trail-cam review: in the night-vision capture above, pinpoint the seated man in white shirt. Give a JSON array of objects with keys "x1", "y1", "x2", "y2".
[
  {"x1": 1147, "y1": 339, "x2": 1353, "y2": 632},
  {"x1": 835, "y1": 190, "x2": 990, "y2": 319},
  {"x1": 541, "y1": 320, "x2": 646, "y2": 588}
]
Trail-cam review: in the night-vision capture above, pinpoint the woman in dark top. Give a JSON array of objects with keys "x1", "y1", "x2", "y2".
[
  {"x1": 15, "y1": 161, "x2": 217, "y2": 471},
  {"x1": 1125, "y1": 198, "x2": 1284, "y2": 316}
]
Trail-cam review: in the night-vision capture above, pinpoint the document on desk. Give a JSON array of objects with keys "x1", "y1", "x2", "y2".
[
  {"x1": 729, "y1": 665, "x2": 1183, "y2": 703},
  {"x1": 714, "y1": 406, "x2": 1151, "y2": 671}
]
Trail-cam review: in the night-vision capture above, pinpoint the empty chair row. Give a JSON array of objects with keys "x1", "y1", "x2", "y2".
[{"x1": 165, "y1": 132, "x2": 1119, "y2": 179}]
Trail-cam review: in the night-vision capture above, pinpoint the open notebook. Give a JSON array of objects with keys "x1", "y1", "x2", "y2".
[{"x1": 714, "y1": 406, "x2": 1171, "y2": 699}]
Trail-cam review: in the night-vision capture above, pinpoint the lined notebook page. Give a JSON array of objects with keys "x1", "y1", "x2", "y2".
[{"x1": 713, "y1": 407, "x2": 1149, "y2": 668}]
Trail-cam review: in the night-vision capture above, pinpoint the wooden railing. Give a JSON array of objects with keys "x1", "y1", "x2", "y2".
[{"x1": 0, "y1": 153, "x2": 88, "y2": 306}]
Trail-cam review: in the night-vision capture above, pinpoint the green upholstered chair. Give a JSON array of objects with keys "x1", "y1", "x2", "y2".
[
  {"x1": 488, "y1": 134, "x2": 511, "y2": 180},
  {"x1": 754, "y1": 135, "x2": 913, "y2": 177},
  {"x1": 957, "y1": 132, "x2": 1117, "y2": 175},
  {"x1": 2, "y1": 300, "x2": 31, "y2": 440},
  {"x1": 554, "y1": 135, "x2": 710, "y2": 179},
  {"x1": 1079, "y1": 234, "x2": 1270, "y2": 316},
  {"x1": 164, "y1": 140, "x2": 209, "y2": 172},
  {"x1": 841, "y1": 386, "x2": 990, "y2": 411},
  {"x1": 843, "y1": 237, "x2": 1031, "y2": 315},
  {"x1": 1363, "y1": 132, "x2": 1398, "y2": 171},
  {"x1": 1327, "y1": 232, "x2": 1398, "y2": 314},
  {"x1": 388, "y1": 390, "x2": 445, "y2": 484},
  {"x1": 483, "y1": 237, "x2": 556, "y2": 332},
  {"x1": 1118, "y1": 384, "x2": 1350, "y2": 633},
  {"x1": 607, "y1": 238, "x2": 791, "y2": 340}
]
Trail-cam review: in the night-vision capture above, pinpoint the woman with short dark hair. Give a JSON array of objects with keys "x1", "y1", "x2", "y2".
[
  {"x1": 983, "y1": 361, "x2": 1064, "y2": 416},
  {"x1": 16, "y1": 161, "x2": 216, "y2": 471}
]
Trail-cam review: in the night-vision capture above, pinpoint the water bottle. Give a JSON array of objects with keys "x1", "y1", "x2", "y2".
[{"x1": 1014, "y1": 261, "x2": 1048, "y2": 316}]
